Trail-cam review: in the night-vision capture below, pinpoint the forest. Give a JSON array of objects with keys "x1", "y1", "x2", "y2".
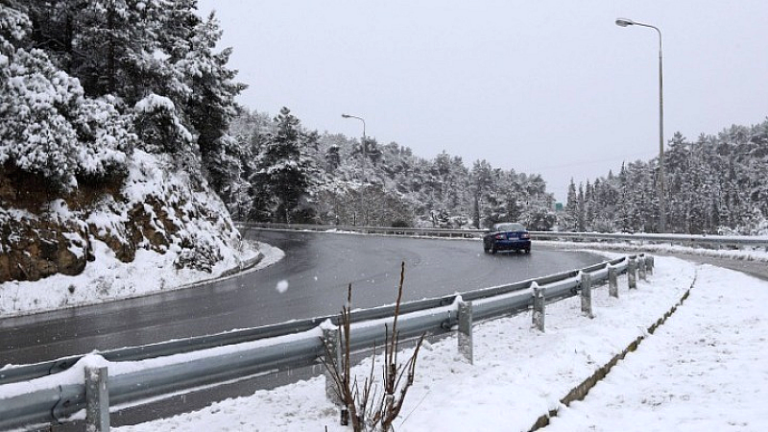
[
  {"x1": 0, "y1": 0, "x2": 243, "y2": 199},
  {"x1": 2, "y1": 1, "x2": 767, "y2": 235},
  {"x1": 224, "y1": 107, "x2": 768, "y2": 236},
  {"x1": 225, "y1": 108, "x2": 556, "y2": 230},
  {"x1": 560, "y1": 123, "x2": 768, "y2": 235}
]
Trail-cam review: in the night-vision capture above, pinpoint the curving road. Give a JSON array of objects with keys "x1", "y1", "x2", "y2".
[{"x1": 0, "y1": 231, "x2": 606, "y2": 366}]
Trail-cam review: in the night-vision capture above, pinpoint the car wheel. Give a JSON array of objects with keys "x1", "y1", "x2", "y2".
[
  {"x1": 525, "y1": 247, "x2": 531, "y2": 254},
  {"x1": 491, "y1": 245, "x2": 497, "y2": 254}
]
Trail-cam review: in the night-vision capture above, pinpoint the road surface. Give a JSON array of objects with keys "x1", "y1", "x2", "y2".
[{"x1": 0, "y1": 230, "x2": 605, "y2": 366}]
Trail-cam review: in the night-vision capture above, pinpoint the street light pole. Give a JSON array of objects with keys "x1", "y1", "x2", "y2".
[
  {"x1": 341, "y1": 113, "x2": 367, "y2": 225},
  {"x1": 615, "y1": 17, "x2": 666, "y2": 233}
]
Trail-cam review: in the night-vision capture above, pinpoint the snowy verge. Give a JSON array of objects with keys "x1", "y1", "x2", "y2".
[
  {"x1": 540, "y1": 239, "x2": 768, "y2": 262},
  {"x1": 0, "y1": 241, "x2": 283, "y2": 319},
  {"x1": 114, "y1": 256, "x2": 707, "y2": 431},
  {"x1": 544, "y1": 264, "x2": 768, "y2": 432}
]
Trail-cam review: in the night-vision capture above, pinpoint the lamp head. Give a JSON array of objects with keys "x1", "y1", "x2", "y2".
[
  {"x1": 341, "y1": 114, "x2": 351, "y2": 118},
  {"x1": 615, "y1": 18, "x2": 634, "y2": 27}
]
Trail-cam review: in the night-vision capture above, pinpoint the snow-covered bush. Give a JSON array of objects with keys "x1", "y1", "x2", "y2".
[
  {"x1": 133, "y1": 93, "x2": 195, "y2": 155},
  {"x1": 0, "y1": 5, "x2": 133, "y2": 188},
  {"x1": 0, "y1": 46, "x2": 80, "y2": 186},
  {"x1": 0, "y1": 5, "x2": 29, "y2": 48},
  {"x1": 72, "y1": 95, "x2": 136, "y2": 179}
]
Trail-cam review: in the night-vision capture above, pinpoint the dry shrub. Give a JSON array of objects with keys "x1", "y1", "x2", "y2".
[{"x1": 321, "y1": 262, "x2": 425, "y2": 431}]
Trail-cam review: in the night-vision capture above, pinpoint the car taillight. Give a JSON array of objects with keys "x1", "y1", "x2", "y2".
[
  {"x1": 495, "y1": 234, "x2": 505, "y2": 240},
  {"x1": 521, "y1": 233, "x2": 530, "y2": 239}
]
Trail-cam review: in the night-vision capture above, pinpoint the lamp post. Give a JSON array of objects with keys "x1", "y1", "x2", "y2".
[
  {"x1": 615, "y1": 17, "x2": 666, "y2": 233},
  {"x1": 341, "y1": 113, "x2": 367, "y2": 225}
]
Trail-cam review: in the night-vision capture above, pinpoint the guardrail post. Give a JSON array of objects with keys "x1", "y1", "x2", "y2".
[
  {"x1": 580, "y1": 272, "x2": 593, "y2": 318},
  {"x1": 321, "y1": 326, "x2": 343, "y2": 406},
  {"x1": 646, "y1": 255, "x2": 654, "y2": 275},
  {"x1": 85, "y1": 366, "x2": 110, "y2": 432},
  {"x1": 628, "y1": 258, "x2": 637, "y2": 290},
  {"x1": 608, "y1": 266, "x2": 618, "y2": 298},
  {"x1": 458, "y1": 301, "x2": 473, "y2": 364},
  {"x1": 638, "y1": 256, "x2": 647, "y2": 281},
  {"x1": 531, "y1": 283, "x2": 545, "y2": 332}
]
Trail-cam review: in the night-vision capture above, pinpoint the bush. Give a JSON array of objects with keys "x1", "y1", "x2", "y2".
[{"x1": 390, "y1": 219, "x2": 410, "y2": 228}]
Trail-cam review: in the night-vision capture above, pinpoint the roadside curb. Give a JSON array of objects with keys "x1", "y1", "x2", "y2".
[
  {"x1": 528, "y1": 268, "x2": 699, "y2": 431},
  {"x1": 219, "y1": 250, "x2": 264, "y2": 278}
]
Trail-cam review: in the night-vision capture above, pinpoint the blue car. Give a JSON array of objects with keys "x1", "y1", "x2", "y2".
[{"x1": 483, "y1": 223, "x2": 531, "y2": 254}]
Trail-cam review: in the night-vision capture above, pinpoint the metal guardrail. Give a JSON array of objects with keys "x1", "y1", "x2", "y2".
[
  {"x1": 238, "y1": 221, "x2": 481, "y2": 238},
  {"x1": 529, "y1": 230, "x2": 768, "y2": 249},
  {"x1": 239, "y1": 221, "x2": 768, "y2": 249},
  {"x1": 0, "y1": 257, "x2": 613, "y2": 386},
  {"x1": 0, "y1": 255, "x2": 637, "y2": 431}
]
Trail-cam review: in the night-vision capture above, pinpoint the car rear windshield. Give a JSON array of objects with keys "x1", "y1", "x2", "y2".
[{"x1": 494, "y1": 223, "x2": 525, "y2": 232}]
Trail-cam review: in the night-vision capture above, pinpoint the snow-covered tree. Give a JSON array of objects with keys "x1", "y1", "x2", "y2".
[
  {"x1": 249, "y1": 107, "x2": 314, "y2": 223},
  {"x1": 0, "y1": 46, "x2": 79, "y2": 186},
  {"x1": 177, "y1": 11, "x2": 247, "y2": 197},
  {"x1": 72, "y1": 95, "x2": 136, "y2": 179},
  {"x1": 134, "y1": 93, "x2": 194, "y2": 155}
]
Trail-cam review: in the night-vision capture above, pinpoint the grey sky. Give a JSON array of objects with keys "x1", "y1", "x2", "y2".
[{"x1": 197, "y1": 0, "x2": 768, "y2": 202}]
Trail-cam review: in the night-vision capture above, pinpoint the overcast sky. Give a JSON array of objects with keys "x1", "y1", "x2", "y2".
[{"x1": 196, "y1": 0, "x2": 768, "y2": 202}]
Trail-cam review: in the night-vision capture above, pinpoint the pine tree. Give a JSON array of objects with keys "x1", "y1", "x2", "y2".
[
  {"x1": 470, "y1": 160, "x2": 493, "y2": 228},
  {"x1": 563, "y1": 179, "x2": 578, "y2": 231},
  {"x1": 249, "y1": 107, "x2": 312, "y2": 223},
  {"x1": 577, "y1": 184, "x2": 586, "y2": 232},
  {"x1": 178, "y1": 11, "x2": 247, "y2": 197},
  {"x1": 325, "y1": 144, "x2": 341, "y2": 172},
  {"x1": 0, "y1": 12, "x2": 79, "y2": 187},
  {"x1": 0, "y1": 2, "x2": 133, "y2": 189}
]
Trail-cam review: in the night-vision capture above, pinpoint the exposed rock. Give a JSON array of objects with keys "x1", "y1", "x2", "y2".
[
  {"x1": 0, "y1": 152, "x2": 241, "y2": 284},
  {"x1": 0, "y1": 216, "x2": 90, "y2": 282}
]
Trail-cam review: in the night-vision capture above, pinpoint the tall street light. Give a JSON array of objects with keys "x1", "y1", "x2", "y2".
[
  {"x1": 615, "y1": 17, "x2": 666, "y2": 233},
  {"x1": 341, "y1": 113, "x2": 367, "y2": 226}
]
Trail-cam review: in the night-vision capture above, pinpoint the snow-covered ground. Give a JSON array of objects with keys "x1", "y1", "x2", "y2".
[
  {"x1": 2, "y1": 237, "x2": 767, "y2": 431},
  {"x1": 541, "y1": 239, "x2": 768, "y2": 263},
  {"x1": 545, "y1": 263, "x2": 768, "y2": 432},
  {"x1": 0, "y1": 240, "x2": 278, "y2": 318},
  {"x1": 101, "y1": 255, "x2": 767, "y2": 432}
]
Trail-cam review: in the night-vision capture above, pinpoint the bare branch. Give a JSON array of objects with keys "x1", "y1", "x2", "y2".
[{"x1": 322, "y1": 263, "x2": 424, "y2": 431}]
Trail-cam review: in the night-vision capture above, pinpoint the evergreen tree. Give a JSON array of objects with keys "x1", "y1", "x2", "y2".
[
  {"x1": 325, "y1": 144, "x2": 341, "y2": 172},
  {"x1": 179, "y1": 11, "x2": 246, "y2": 197},
  {"x1": 563, "y1": 179, "x2": 578, "y2": 231},
  {"x1": 577, "y1": 184, "x2": 586, "y2": 231},
  {"x1": 249, "y1": 107, "x2": 312, "y2": 223},
  {"x1": 470, "y1": 160, "x2": 493, "y2": 228}
]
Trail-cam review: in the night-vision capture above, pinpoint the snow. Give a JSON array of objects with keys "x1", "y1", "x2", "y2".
[
  {"x1": 0, "y1": 238, "x2": 276, "y2": 318},
  {"x1": 79, "y1": 255, "x2": 764, "y2": 431},
  {"x1": 134, "y1": 93, "x2": 176, "y2": 113},
  {"x1": 542, "y1": 239, "x2": 768, "y2": 263},
  {"x1": 2, "y1": 218, "x2": 767, "y2": 430},
  {"x1": 0, "y1": 148, "x2": 284, "y2": 318},
  {"x1": 545, "y1": 264, "x2": 768, "y2": 432},
  {"x1": 275, "y1": 279, "x2": 289, "y2": 293}
]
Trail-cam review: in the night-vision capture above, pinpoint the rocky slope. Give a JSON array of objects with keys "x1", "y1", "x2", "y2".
[{"x1": 0, "y1": 150, "x2": 245, "y2": 285}]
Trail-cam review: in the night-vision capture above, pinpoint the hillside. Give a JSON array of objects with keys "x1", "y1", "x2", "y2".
[
  {"x1": 0, "y1": 1, "x2": 252, "y2": 301},
  {"x1": 0, "y1": 149, "x2": 255, "y2": 316}
]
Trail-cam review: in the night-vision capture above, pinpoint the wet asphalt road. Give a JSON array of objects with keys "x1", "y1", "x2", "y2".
[{"x1": 0, "y1": 230, "x2": 606, "y2": 366}]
